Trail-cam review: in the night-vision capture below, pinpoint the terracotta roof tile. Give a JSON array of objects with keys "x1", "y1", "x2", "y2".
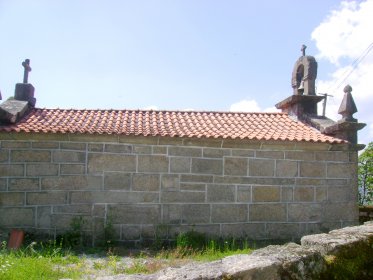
[{"x1": 0, "y1": 108, "x2": 346, "y2": 143}]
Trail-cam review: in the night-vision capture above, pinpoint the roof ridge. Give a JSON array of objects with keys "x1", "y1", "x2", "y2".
[{"x1": 32, "y1": 107, "x2": 285, "y2": 115}]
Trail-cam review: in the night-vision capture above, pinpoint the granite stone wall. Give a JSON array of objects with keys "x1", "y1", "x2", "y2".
[{"x1": 0, "y1": 133, "x2": 359, "y2": 244}]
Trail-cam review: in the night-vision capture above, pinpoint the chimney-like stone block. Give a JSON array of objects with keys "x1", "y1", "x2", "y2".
[
  {"x1": 0, "y1": 99, "x2": 29, "y2": 123},
  {"x1": 15, "y1": 83, "x2": 36, "y2": 107}
]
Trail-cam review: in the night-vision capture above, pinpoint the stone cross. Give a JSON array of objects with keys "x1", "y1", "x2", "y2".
[
  {"x1": 301, "y1": 44, "x2": 307, "y2": 56},
  {"x1": 22, "y1": 59, "x2": 32, "y2": 83}
]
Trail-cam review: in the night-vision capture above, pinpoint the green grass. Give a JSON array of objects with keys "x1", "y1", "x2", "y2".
[
  {"x1": 0, "y1": 232, "x2": 255, "y2": 278},
  {"x1": 0, "y1": 240, "x2": 84, "y2": 280}
]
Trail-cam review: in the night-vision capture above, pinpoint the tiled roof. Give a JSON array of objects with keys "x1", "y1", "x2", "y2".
[{"x1": 0, "y1": 108, "x2": 345, "y2": 143}]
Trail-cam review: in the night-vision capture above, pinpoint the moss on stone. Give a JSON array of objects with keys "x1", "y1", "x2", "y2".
[{"x1": 319, "y1": 236, "x2": 373, "y2": 280}]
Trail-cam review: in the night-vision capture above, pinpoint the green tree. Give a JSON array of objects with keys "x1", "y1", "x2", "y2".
[{"x1": 358, "y1": 142, "x2": 373, "y2": 205}]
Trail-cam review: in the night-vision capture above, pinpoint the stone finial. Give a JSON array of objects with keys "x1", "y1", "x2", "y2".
[
  {"x1": 301, "y1": 44, "x2": 307, "y2": 56},
  {"x1": 338, "y1": 85, "x2": 358, "y2": 122},
  {"x1": 22, "y1": 59, "x2": 32, "y2": 84}
]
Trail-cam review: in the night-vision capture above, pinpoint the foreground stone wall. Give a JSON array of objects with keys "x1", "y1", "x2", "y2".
[
  {"x1": 0, "y1": 132, "x2": 359, "y2": 243},
  {"x1": 108, "y1": 223, "x2": 373, "y2": 280}
]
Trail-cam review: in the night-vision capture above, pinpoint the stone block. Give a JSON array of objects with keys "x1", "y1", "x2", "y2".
[
  {"x1": 37, "y1": 206, "x2": 52, "y2": 228},
  {"x1": 41, "y1": 175, "x2": 102, "y2": 190},
  {"x1": 88, "y1": 154, "x2": 136, "y2": 173},
  {"x1": 104, "y1": 144, "x2": 133, "y2": 154},
  {"x1": 70, "y1": 191, "x2": 159, "y2": 204},
  {"x1": 294, "y1": 187, "x2": 314, "y2": 202},
  {"x1": 295, "y1": 142, "x2": 331, "y2": 151},
  {"x1": 122, "y1": 225, "x2": 141, "y2": 240},
  {"x1": 0, "y1": 192, "x2": 24, "y2": 206},
  {"x1": 162, "y1": 204, "x2": 182, "y2": 224},
  {"x1": 108, "y1": 205, "x2": 160, "y2": 224},
  {"x1": 132, "y1": 173, "x2": 160, "y2": 191},
  {"x1": 252, "y1": 186, "x2": 280, "y2": 202},
  {"x1": 231, "y1": 149, "x2": 255, "y2": 157},
  {"x1": 180, "y1": 174, "x2": 213, "y2": 183},
  {"x1": 214, "y1": 176, "x2": 295, "y2": 186},
  {"x1": 152, "y1": 146, "x2": 167, "y2": 154},
  {"x1": 53, "y1": 204, "x2": 92, "y2": 214},
  {"x1": 256, "y1": 151, "x2": 284, "y2": 159},
  {"x1": 327, "y1": 186, "x2": 354, "y2": 202},
  {"x1": 315, "y1": 151, "x2": 349, "y2": 162},
  {"x1": 51, "y1": 214, "x2": 92, "y2": 230},
  {"x1": 250, "y1": 204, "x2": 287, "y2": 221},
  {"x1": 161, "y1": 191, "x2": 205, "y2": 203},
  {"x1": 180, "y1": 183, "x2": 205, "y2": 191},
  {"x1": 9, "y1": 178, "x2": 39, "y2": 191},
  {"x1": 158, "y1": 137, "x2": 182, "y2": 146},
  {"x1": 26, "y1": 163, "x2": 59, "y2": 176},
  {"x1": 0, "y1": 178, "x2": 6, "y2": 191},
  {"x1": 285, "y1": 151, "x2": 314, "y2": 161},
  {"x1": 203, "y1": 148, "x2": 231, "y2": 158},
  {"x1": 169, "y1": 224, "x2": 220, "y2": 238},
  {"x1": 299, "y1": 162, "x2": 326, "y2": 178},
  {"x1": 211, "y1": 204, "x2": 248, "y2": 223},
  {"x1": 138, "y1": 155, "x2": 169, "y2": 172},
  {"x1": 88, "y1": 143, "x2": 104, "y2": 152},
  {"x1": 327, "y1": 163, "x2": 356, "y2": 179},
  {"x1": 0, "y1": 99, "x2": 29, "y2": 123},
  {"x1": 182, "y1": 204, "x2": 210, "y2": 224},
  {"x1": 224, "y1": 157, "x2": 248, "y2": 176},
  {"x1": 261, "y1": 142, "x2": 296, "y2": 151},
  {"x1": 323, "y1": 202, "x2": 358, "y2": 222},
  {"x1": 349, "y1": 152, "x2": 358, "y2": 162},
  {"x1": 31, "y1": 141, "x2": 59, "y2": 149},
  {"x1": 0, "y1": 164, "x2": 24, "y2": 176},
  {"x1": 183, "y1": 138, "x2": 222, "y2": 148},
  {"x1": 11, "y1": 150, "x2": 51, "y2": 162},
  {"x1": 119, "y1": 135, "x2": 159, "y2": 145},
  {"x1": 133, "y1": 145, "x2": 152, "y2": 154},
  {"x1": 207, "y1": 184, "x2": 235, "y2": 202},
  {"x1": 315, "y1": 187, "x2": 327, "y2": 202},
  {"x1": 288, "y1": 203, "x2": 322, "y2": 222},
  {"x1": 295, "y1": 178, "x2": 325, "y2": 186},
  {"x1": 266, "y1": 223, "x2": 300, "y2": 239},
  {"x1": 237, "y1": 185, "x2": 251, "y2": 202},
  {"x1": 249, "y1": 159, "x2": 275, "y2": 177},
  {"x1": 168, "y1": 147, "x2": 202, "y2": 157},
  {"x1": 325, "y1": 178, "x2": 350, "y2": 186},
  {"x1": 0, "y1": 207, "x2": 34, "y2": 226},
  {"x1": 281, "y1": 187, "x2": 293, "y2": 202},
  {"x1": 27, "y1": 192, "x2": 67, "y2": 205},
  {"x1": 170, "y1": 157, "x2": 191, "y2": 173},
  {"x1": 161, "y1": 174, "x2": 180, "y2": 191},
  {"x1": 1, "y1": 141, "x2": 31, "y2": 149},
  {"x1": 60, "y1": 164, "x2": 86, "y2": 175},
  {"x1": 221, "y1": 223, "x2": 265, "y2": 239},
  {"x1": 93, "y1": 204, "x2": 106, "y2": 217},
  {"x1": 276, "y1": 160, "x2": 298, "y2": 177},
  {"x1": 53, "y1": 151, "x2": 85, "y2": 163},
  {"x1": 69, "y1": 134, "x2": 117, "y2": 143},
  {"x1": 191, "y1": 158, "x2": 222, "y2": 175},
  {"x1": 222, "y1": 140, "x2": 261, "y2": 149},
  {"x1": 0, "y1": 150, "x2": 8, "y2": 162},
  {"x1": 104, "y1": 172, "x2": 131, "y2": 190}
]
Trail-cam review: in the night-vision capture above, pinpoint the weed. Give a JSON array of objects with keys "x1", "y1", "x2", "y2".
[
  {"x1": 104, "y1": 214, "x2": 115, "y2": 250},
  {"x1": 60, "y1": 216, "x2": 86, "y2": 249},
  {"x1": 176, "y1": 230, "x2": 207, "y2": 250}
]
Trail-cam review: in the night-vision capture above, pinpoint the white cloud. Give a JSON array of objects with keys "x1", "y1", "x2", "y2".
[
  {"x1": 229, "y1": 99, "x2": 279, "y2": 113},
  {"x1": 312, "y1": 0, "x2": 373, "y2": 145},
  {"x1": 230, "y1": 99, "x2": 261, "y2": 112}
]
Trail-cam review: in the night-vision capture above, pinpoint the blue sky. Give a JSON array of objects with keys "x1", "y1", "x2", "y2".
[{"x1": 0, "y1": 0, "x2": 372, "y2": 144}]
